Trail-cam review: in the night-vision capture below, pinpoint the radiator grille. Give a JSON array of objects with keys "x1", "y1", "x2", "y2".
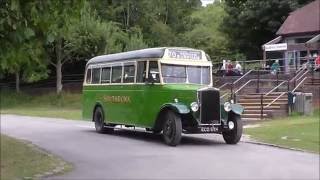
[{"x1": 199, "y1": 88, "x2": 220, "y2": 124}]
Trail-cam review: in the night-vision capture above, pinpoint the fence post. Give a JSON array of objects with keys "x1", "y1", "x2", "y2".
[
  {"x1": 230, "y1": 83, "x2": 233, "y2": 101},
  {"x1": 260, "y1": 94, "x2": 264, "y2": 120},
  {"x1": 256, "y1": 69, "x2": 260, "y2": 93},
  {"x1": 312, "y1": 68, "x2": 314, "y2": 85},
  {"x1": 276, "y1": 71, "x2": 279, "y2": 92}
]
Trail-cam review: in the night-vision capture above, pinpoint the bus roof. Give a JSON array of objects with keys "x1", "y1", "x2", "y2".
[{"x1": 87, "y1": 47, "x2": 166, "y2": 65}]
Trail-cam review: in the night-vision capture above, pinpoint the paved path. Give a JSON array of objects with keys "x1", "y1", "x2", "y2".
[{"x1": 1, "y1": 115, "x2": 319, "y2": 179}]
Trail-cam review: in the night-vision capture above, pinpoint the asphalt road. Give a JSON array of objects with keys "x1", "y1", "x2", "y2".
[{"x1": 1, "y1": 114, "x2": 319, "y2": 179}]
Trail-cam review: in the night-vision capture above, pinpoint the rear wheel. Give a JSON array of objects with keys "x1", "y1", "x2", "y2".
[
  {"x1": 162, "y1": 111, "x2": 182, "y2": 146},
  {"x1": 93, "y1": 107, "x2": 114, "y2": 134},
  {"x1": 222, "y1": 114, "x2": 242, "y2": 144}
]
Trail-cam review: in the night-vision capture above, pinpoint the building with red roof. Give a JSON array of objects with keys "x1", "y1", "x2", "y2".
[{"x1": 262, "y1": 0, "x2": 320, "y2": 72}]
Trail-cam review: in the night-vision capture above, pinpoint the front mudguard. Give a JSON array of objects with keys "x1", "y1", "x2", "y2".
[
  {"x1": 160, "y1": 103, "x2": 190, "y2": 114},
  {"x1": 230, "y1": 104, "x2": 244, "y2": 115},
  {"x1": 153, "y1": 102, "x2": 190, "y2": 132},
  {"x1": 221, "y1": 103, "x2": 244, "y2": 121}
]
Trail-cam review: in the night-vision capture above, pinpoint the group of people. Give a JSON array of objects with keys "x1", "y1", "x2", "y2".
[
  {"x1": 218, "y1": 55, "x2": 320, "y2": 77},
  {"x1": 220, "y1": 60, "x2": 243, "y2": 76}
]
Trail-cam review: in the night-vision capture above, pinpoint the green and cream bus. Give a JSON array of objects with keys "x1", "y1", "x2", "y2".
[{"x1": 83, "y1": 47, "x2": 244, "y2": 146}]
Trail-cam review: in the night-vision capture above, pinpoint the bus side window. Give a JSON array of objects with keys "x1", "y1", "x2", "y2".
[
  {"x1": 101, "y1": 67, "x2": 111, "y2": 84},
  {"x1": 86, "y1": 68, "x2": 92, "y2": 84},
  {"x1": 111, "y1": 66, "x2": 122, "y2": 83},
  {"x1": 92, "y1": 68, "x2": 101, "y2": 84},
  {"x1": 149, "y1": 61, "x2": 160, "y2": 83},
  {"x1": 137, "y1": 61, "x2": 147, "y2": 83},
  {"x1": 123, "y1": 64, "x2": 135, "y2": 83}
]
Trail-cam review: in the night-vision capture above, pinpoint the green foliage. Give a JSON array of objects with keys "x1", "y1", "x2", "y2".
[
  {"x1": 3, "y1": 0, "x2": 314, "y2": 87},
  {"x1": 124, "y1": 29, "x2": 148, "y2": 51},
  {"x1": 1, "y1": 135, "x2": 71, "y2": 179},
  {"x1": 66, "y1": 2, "x2": 125, "y2": 60},
  {"x1": 245, "y1": 109, "x2": 320, "y2": 153},
  {"x1": 0, "y1": 90, "x2": 82, "y2": 119},
  {"x1": 0, "y1": 0, "x2": 48, "y2": 82},
  {"x1": 0, "y1": 90, "x2": 81, "y2": 109},
  {"x1": 182, "y1": 2, "x2": 232, "y2": 62},
  {"x1": 222, "y1": 0, "x2": 314, "y2": 59}
]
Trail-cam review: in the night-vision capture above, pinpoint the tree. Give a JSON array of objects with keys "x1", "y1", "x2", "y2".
[
  {"x1": 222, "y1": 0, "x2": 314, "y2": 59},
  {"x1": 182, "y1": 2, "x2": 234, "y2": 62},
  {"x1": 90, "y1": 0, "x2": 202, "y2": 47},
  {"x1": 65, "y1": 4, "x2": 126, "y2": 61},
  {"x1": 0, "y1": 0, "x2": 47, "y2": 93},
  {"x1": 34, "y1": 1, "x2": 125, "y2": 94},
  {"x1": 123, "y1": 28, "x2": 148, "y2": 51}
]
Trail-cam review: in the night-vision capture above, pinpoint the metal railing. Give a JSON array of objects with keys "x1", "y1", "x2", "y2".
[
  {"x1": 216, "y1": 57, "x2": 317, "y2": 120},
  {"x1": 264, "y1": 81, "x2": 287, "y2": 96},
  {"x1": 292, "y1": 76, "x2": 309, "y2": 93},
  {"x1": 261, "y1": 71, "x2": 310, "y2": 118}
]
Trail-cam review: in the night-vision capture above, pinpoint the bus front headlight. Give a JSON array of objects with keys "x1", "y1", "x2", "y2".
[
  {"x1": 190, "y1": 102, "x2": 199, "y2": 112},
  {"x1": 224, "y1": 102, "x2": 231, "y2": 112}
]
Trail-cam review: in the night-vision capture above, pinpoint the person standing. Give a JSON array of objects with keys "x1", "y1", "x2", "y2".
[
  {"x1": 315, "y1": 55, "x2": 320, "y2": 71},
  {"x1": 226, "y1": 60, "x2": 233, "y2": 76},
  {"x1": 220, "y1": 59, "x2": 227, "y2": 76},
  {"x1": 235, "y1": 61, "x2": 242, "y2": 75},
  {"x1": 271, "y1": 60, "x2": 280, "y2": 75}
]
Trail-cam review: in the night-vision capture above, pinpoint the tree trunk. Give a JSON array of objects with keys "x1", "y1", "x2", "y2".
[
  {"x1": 126, "y1": 1, "x2": 130, "y2": 30},
  {"x1": 164, "y1": 0, "x2": 168, "y2": 24},
  {"x1": 56, "y1": 39, "x2": 63, "y2": 94},
  {"x1": 56, "y1": 59, "x2": 62, "y2": 94},
  {"x1": 15, "y1": 71, "x2": 20, "y2": 93}
]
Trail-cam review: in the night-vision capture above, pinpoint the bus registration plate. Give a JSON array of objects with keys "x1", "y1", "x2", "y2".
[{"x1": 200, "y1": 126, "x2": 218, "y2": 133}]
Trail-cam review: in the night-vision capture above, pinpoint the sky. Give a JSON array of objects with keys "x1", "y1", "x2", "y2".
[{"x1": 201, "y1": 0, "x2": 214, "y2": 6}]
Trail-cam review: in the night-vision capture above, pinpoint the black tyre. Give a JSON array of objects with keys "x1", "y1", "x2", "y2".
[
  {"x1": 222, "y1": 114, "x2": 242, "y2": 144},
  {"x1": 93, "y1": 107, "x2": 113, "y2": 134},
  {"x1": 162, "y1": 111, "x2": 182, "y2": 146}
]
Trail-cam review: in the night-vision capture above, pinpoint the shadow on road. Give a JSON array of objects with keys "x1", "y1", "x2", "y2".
[{"x1": 83, "y1": 128, "x2": 225, "y2": 146}]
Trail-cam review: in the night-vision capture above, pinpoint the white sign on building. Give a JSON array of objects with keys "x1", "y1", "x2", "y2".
[{"x1": 264, "y1": 43, "x2": 288, "y2": 51}]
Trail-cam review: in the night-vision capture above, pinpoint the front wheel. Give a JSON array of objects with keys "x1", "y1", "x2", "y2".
[
  {"x1": 222, "y1": 114, "x2": 242, "y2": 144},
  {"x1": 162, "y1": 111, "x2": 182, "y2": 146}
]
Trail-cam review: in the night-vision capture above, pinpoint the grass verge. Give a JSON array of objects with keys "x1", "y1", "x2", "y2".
[
  {"x1": 244, "y1": 109, "x2": 320, "y2": 153},
  {"x1": 0, "y1": 91, "x2": 82, "y2": 120},
  {"x1": 0, "y1": 134, "x2": 72, "y2": 179}
]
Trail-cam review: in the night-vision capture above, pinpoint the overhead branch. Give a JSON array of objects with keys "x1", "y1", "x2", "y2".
[{"x1": 49, "y1": 60, "x2": 57, "y2": 67}]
